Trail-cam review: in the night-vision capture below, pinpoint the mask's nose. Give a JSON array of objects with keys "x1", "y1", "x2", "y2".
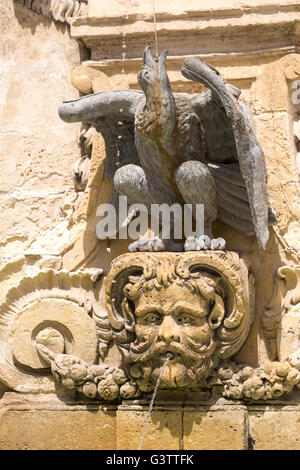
[{"x1": 158, "y1": 316, "x2": 181, "y2": 344}]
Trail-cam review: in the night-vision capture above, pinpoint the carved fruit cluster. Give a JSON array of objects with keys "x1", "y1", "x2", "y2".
[
  {"x1": 53, "y1": 355, "x2": 140, "y2": 401},
  {"x1": 218, "y1": 358, "x2": 300, "y2": 401},
  {"x1": 38, "y1": 344, "x2": 140, "y2": 401}
]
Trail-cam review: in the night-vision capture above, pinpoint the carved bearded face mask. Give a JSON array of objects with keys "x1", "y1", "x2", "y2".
[
  {"x1": 126, "y1": 276, "x2": 225, "y2": 390},
  {"x1": 105, "y1": 252, "x2": 253, "y2": 393}
]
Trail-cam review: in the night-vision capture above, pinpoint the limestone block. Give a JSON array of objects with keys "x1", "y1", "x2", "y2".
[
  {"x1": 254, "y1": 110, "x2": 300, "y2": 237},
  {"x1": 249, "y1": 408, "x2": 300, "y2": 450},
  {"x1": 116, "y1": 407, "x2": 182, "y2": 450},
  {"x1": 183, "y1": 408, "x2": 247, "y2": 450},
  {"x1": 253, "y1": 64, "x2": 288, "y2": 114},
  {"x1": 254, "y1": 112, "x2": 297, "y2": 184},
  {"x1": 0, "y1": 406, "x2": 116, "y2": 450}
]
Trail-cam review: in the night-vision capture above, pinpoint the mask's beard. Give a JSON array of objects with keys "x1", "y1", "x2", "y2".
[
  {"x1": 128, "y1": 335, "x2": 217, "y2": 389},
  {"x1": 149, "y1": 355, "x2": 216, "y2": 388}
]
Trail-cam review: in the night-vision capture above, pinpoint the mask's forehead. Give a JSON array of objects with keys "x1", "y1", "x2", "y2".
[{"x1": 134, "y1": 282, "x2": 209, "y2": 317}]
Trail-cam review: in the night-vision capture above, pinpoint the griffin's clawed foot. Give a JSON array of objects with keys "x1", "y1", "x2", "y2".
[
  {"x1": 129, "y1": 238, "x2": 184, "y2": 252},
  {"x1": 129, "y1": 237, "x2": 165, "y2": 252},
  {"x1": 184, "y1": 235, "x2": 226, "y2": 251}
]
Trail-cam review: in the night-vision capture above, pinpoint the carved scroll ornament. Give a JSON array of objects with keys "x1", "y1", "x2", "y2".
[
  {"x1": 0, "y1": 268, "x2": 110, "y2": 393},
  {"x1": 262, "y1": 265, "x2": 300, "y2": 361}
]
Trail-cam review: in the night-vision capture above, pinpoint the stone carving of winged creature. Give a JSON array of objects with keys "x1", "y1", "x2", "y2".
[{"x1": 59, "y1": 46, "x2": 276, "y2": 252}]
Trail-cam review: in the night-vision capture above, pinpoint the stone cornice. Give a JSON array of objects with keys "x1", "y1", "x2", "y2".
[
  {"x1": 87, "y1": 1, "x2": 300, "y2": 22},
  {"x1": 19, "y1": 0, "x2": 88, "y2": 25},
  {"x1": 69, "y1": 2, "x2": 300, "y2": 59}
]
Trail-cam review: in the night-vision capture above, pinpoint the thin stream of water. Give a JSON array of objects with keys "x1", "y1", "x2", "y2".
[
  {"x1": 138, "y1": 354, "x2": 172, "y2": 450},
  {"x1": 121, "y1": 30, "x2": 126, "y2": 74},
  {"x1": 153, "y1": 0, "x2": 158, "y2": 60},
  {"x1": 121, "y1": 5, "x2": 163, "y2": 445}
]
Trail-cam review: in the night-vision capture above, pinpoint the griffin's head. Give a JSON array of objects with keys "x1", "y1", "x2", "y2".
[{"x1": 137, "y1": 46, "x2": 170, "y2": 97}]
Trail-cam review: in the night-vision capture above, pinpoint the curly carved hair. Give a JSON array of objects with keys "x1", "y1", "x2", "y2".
[{"x1": 123, "y1": 265, "x2": 224, "y2": 304}]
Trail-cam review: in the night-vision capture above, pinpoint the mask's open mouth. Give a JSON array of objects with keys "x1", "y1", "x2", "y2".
[
  {"x1": 159, "y1": 351, "x2": 175, "y2": 362},
  {"x1": 166, "y1": 352, "x2": 174, "y2": 360}
]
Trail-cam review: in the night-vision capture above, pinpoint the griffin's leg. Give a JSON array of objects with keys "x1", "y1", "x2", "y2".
[
  {"x1": 114, "y1": 163, "x2": 175, "y2": 206},
  {"x1": 114, "y1": 164, "x2": 182, "y2": 252},
  {"x1": 175, "y1": 161, "x2": 226, "y2": 251}
]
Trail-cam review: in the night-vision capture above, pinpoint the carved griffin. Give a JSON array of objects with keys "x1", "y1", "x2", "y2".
[{"x1": 59, "y1": 46, "x2": 276, "y2": 251}]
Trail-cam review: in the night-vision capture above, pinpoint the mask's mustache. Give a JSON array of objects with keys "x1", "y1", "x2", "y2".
[
  {"x1": 128, "y1": 337, "x2": 216, "y2": 364},
  {"x1": 184, "y1": 335, "x2": 216, "y2": 356}
]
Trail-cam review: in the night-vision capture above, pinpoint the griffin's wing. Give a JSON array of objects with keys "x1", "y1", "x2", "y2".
[
  {"x1": 59, "y1": 90, "x2": 143, "y2": 183},
  {"x1": 181, "y1": 58, "x2": 273, "y2": 249},
  {"x1": 208, "y1": 162, "x2": 277, "y2": 236}
]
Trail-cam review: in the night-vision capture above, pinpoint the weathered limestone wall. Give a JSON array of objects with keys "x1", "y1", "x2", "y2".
[{"x1": 0, "y1": 0, "x2": 82, "y2": 262}]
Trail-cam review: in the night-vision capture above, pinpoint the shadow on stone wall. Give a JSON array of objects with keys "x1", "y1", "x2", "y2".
[{"x1": 13, "y1": 0, "x2": 67, "y2": 35}]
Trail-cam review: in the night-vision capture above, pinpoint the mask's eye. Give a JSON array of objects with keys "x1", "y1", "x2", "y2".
[
  {"x1": 144, "y1": 312, "x2": 161, "y2": 324},
  {"x1": 177, "y1": 314, "x2": 193, "y2": 325}
]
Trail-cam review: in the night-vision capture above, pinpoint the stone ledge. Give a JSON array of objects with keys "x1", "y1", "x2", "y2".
[
  {"x1": 116, "y1": 408, "x2": 182, "y2": 450},
  {"x1": 86, "y1": 0, "x2": 300, "y2": 23},
  {"x1": 249, "y1": 409, "x2": 300, "y2": 450},
  {"x1": 183, "y1": 409, "x2": 247, "y2": 450},
  {"x1": 70, "y1": 2, "x2": 300, "y2": 60},
  {"x1": 2, "y1": 393, "x2": 300, "y2": 450},
  {"x1": 0, "y1": 408, "x2": 116, "y2": 450}
]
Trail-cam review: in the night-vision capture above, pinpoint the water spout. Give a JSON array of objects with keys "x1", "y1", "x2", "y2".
[{"x1": 138, "y1": 354, "x2": 171, "y2": 450}]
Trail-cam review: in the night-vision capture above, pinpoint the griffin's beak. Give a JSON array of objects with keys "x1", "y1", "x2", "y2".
[{"x1": 143, "y1": 46, "x2": 156, "y2": 68}]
